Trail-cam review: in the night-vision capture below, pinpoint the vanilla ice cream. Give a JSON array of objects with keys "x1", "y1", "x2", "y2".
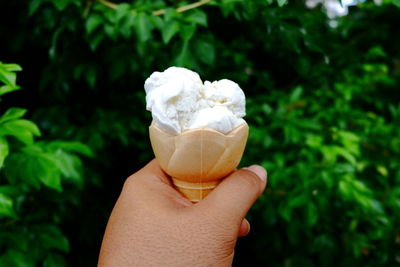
[{"x1": 144, "y1": 67, "x2": 246, "y2": 134}]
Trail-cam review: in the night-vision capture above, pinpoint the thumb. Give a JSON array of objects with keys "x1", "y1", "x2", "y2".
[{"x1": 197, "y1": 165, "x2": 267, "y2": 224}]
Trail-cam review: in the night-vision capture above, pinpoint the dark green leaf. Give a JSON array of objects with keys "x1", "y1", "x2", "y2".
[
  {"x1": 0, "y1": 249, "x2": 33, "y2": 267},
  {"x1": 174, "y1": 41, "x2": 192, "y2": 67},
  {"x1": 4, "y1": 151, "x2": 62, "y2": 191},
  {"x1": 185, "y1": 9, "x2": 207, "y2": 27},
  {"x1": 4, "y1": 153, "x2": 41, "y2": 188},
  {"x1": 194, "y1": 39, "x2": 215, "y2": 65},
  {"x1": 86, "y1": 14, "x2": 103, "y2": 34},
  {"x1": 53, "y1": 0, "x2": 74, "y2": 10},
  {"x1": 162, "y1": 20, "x2": 180, "y2": 44},
  {"x1": 134, "y1": 13, "x2": 153, "y2": 42},
  {"x1": 306, "y1": 202, "x2": 318, "y2": 227},
  {"x1": 0, "y1": 193, "x2": 15, "y2": 218},
  {"x1": 89, "y1": 32, "x2": 105, "y2": 51},
  {"x1": 29, "y1": 0, "x2": 47, "y2": 16},
  {"x1": 43, "y1": 253, "x2": 66, "y2": 267},
  {"x1": 289, "y1": 86, "x2": 303, "y2": 102},
  {"x1": 180, "y1": 24, "x2": 196, "y2": 42},
  {"x1": 85, "y1": 66, "x2": 97, "y2": 88},
  {"x1": 47, "y1": 141, "x2": 93, "y2": 157},
  {"x1": 0, "y1": 185, "x2": 21, "y2": 196},
  {"x1": 0, "y1": 136, "x2": 9, "y2": 169},
  {"x1": 39, "y1": 225, "x2": 70, "y2": 252},
  {"x1": 289, "y1": 193, "x2": 308, "y2": 208},
  {"x1": 115, "y1": 4, "x2": 131, "y2": 21}
]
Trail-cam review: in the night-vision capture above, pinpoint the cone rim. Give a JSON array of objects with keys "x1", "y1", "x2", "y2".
[{"x1": 149, "y1": 121, "x2": 248, "y2": 137}]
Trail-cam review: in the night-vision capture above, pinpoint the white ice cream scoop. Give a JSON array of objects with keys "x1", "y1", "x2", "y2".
[{"x1": 145, "y1": 67, "x2": 246, "y2": 134}]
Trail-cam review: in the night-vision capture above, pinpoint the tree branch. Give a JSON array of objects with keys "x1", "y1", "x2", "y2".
[
  {"x1": 98, "y1": 0, "x2": 118, "y2": 9},
  {"x1": 97, "y1": 0, "x2": 211, "y2": 16}
]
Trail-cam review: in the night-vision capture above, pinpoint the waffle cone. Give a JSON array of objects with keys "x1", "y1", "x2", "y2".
[{"x1": 149, "y1": 123, "x2": 249, "y2": 202}]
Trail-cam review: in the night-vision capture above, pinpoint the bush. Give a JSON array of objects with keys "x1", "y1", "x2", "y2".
[
  {"x1": 1, "y1": 0, "x2": 399, "y2": 266},
  {"x1": 0, "y1": 62, "x2": 92, "y2": 265}
]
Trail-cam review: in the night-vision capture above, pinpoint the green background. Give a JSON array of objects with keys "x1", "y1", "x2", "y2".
[{"x1": 1, "y1": 0, "x2": 400, "y2": 266}]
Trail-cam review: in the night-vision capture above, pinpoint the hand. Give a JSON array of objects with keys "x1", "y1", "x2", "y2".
[{"x1": 98, "y1": 160, "x2": 267, "y2": 266}]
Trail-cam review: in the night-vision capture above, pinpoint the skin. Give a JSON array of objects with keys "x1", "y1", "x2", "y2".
[{"x1": 98, "y1": 160, "x2": 267, "y2": 267}]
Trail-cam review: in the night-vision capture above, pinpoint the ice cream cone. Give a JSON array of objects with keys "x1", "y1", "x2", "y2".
[{"x1": 149, "y1": 122, "x2": 249, "y2": 202}]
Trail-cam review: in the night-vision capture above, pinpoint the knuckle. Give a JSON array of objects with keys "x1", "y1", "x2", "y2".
[
  {"x1": 235, "y1": 170, "x2": 263, "y2": 193},
  {"x1": 123, "y1": 174, "x2": 136, "y2": 188},
  {"x1": 122, "y1": 173, "x2": 144, "y2": 193}
]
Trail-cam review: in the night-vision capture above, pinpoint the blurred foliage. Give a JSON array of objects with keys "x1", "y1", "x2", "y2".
[
  {"x1": 0, "y1": 63, "x2": 92, "y2": 266},
  {"x1": 1, "y1": 0, "x2": 400, "y2": 266}
]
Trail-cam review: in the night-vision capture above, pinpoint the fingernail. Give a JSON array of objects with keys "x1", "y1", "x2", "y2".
[
  {"x1": 244, "y1": 165, "x2": 267, "y2": 181},
  {"x1": 245, "y1": 220, "x2": 251, "y2": 236}
]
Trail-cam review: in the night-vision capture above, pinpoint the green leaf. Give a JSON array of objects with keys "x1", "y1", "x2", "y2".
[
  {"x1": 0, "y1": 193, "x2": 16, "y2": 218},
  {"x1": 0, "y1": 120, "x2": 40, "y2": 145},
  {"x1": 29, "y1": 0, "x2": 47, "y2": 16},
  {"x1": 0, "y1": 108, "x2": 27, "y2": 123},
  {"x1": 180, "y1": 24, "x2": 196, "y2": 42},
  {"x1": 49, "y1": 27, "x2": 63, "y2": 60},
  {"x1": 1, "y1": 63, "x2": 22, "y2": 72},
  {"x1": 279, "y1": 203, "x2": 292, "y2": 221},
  {"x1": 194, "y1": 39, "x2": 215, "y2": 65},
  {"x1": 47, "y1": 141, "x2": 93, "y2": 157},
  {"x1": 39, "y1": 225, "x2": 70, "y2": 252},
  {"x1": 52, "y1": 0, "x2": 74, "y2": 10},
  {"x1": 0, "y1": 249, "x2": 33, "y2": 267},
  {"x1": 220, "y1": 0, "x2": 242, "y2": 17},
  {"x1": 149, "y1": 15, "x2": 163, "y2": 30},
  {"x1": 0, "y1": 185, "x2": 21, "y2": 196},
  {"x1": 290, "y1": 86, "x2": 303, "y2": 102},
  {"x1": 88, "y1": 32, "x2": 105, "y2": 51},
  {"x1": 85, "y1": 66, "x2": 97, "y2": 88},
  {"x1": 0, "y1": 136, "x2": 9, "y2": 168},
  {"x1": 163, "y1": 7, "x2": 178, "y2": 21},
  {"x1": 174, "y1": 41, "x2": 192, "y2": 67},
  {"x1": 86, "y1": 14, "x2": 103, "y2": 34},
  {"x1": 185, "y1": 9, "x2": 208, "y2": 27},
  {"x1": 305, "y1": 135, "x2": 323, "y2": 148},
  {"x1": 321, "y1": 145, "x2": 357, "y2": 165},
  {"x1": 277, "y1": 0, "x2": 288, "y2": 7},
  {"x1": 162, "y1": 20, "x2": 180, "y2": 44},
  {"x1": 0, "y1": 119, "x2": 41, "y2": 145},
  {"x1": 115, "y1": 3, "x2": 131, "y2": 23},
  {"x1": 52, "y1": 150, "x2": 83, "y2": 186},
  {"x1": 43, "y1": 253, "x2": 66, "y2": 267},
  {"x1": 306, "y1": 202, "x2": 318, "y2": 227},
  {"x1": 289, "y1": 193, "x2": 308, "y2": 208},
  {"x1": 5, "y1": 150, "x2": 62, "y2": 191},
  {"x1": 0, "y1": 64, "x2": 18, "y2": 87},
  {"x1": 134, "y1": 13, "x2": 153, "y2": 42},
  {"x1": 119, "y1": 12, "x2": 135, "y2": 38},
  {"x1": 35, "y1": 154, "x2": 63, "y2": 191},
  {"x1": 4, "y1": 153, "x2": 41, "y2": 188},
  {"x1": 334, "y1": 146, "x2": 357, "y2": 165},
  {"x1": 0, "y1": 85, "x2": 21, "y2": 96},
  {"x1": 393, "y1": 0, "x2": 400, "y2": 7},
  {"x1": 376, "y1": 165, "x2": 388, "y2": 177}
]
